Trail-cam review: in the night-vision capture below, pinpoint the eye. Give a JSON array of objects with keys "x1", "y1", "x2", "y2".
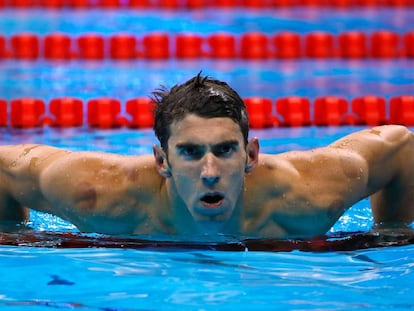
[
  {"x1": 179, "y1": 146, "x2": 203, "y2": 159},
  {"x1": 214, "y1": 144, "x2": 237, "y2": 157}
]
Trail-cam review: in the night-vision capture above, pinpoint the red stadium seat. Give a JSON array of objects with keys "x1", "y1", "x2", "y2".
[
  {"x1": 77, "y1": 34, "x2": 105, "y2": 59},
  {"x1": 44, "y1": 33, "x2": 72, "y2": 60},
  {"x1": 351, "y1": 95, "x2": 387, "y2": 125},
  {"x1": 87, "y1": 98, "x2": 122, "y2": 128},
  {"x1": 50, "y1": 97, "x2": 84, "y2": 127},
  {"x1": 109, "y1": 34, "x2": 138, "y2": 60},
  {"x1": 11, "y1": 98, "x2": 45, "y2": 128},
  {"x1": 313, "y1": 96, "x2": 349, "y2": 126},
  {"x1": 142, "y1": 33, "x2": 170, "y2": 59},
  {"x1": 244, "y1": 97, "x2": 277, "y2": 128},
  {"x1": 273, "y1": 32, "x2": 302, "y2": 59},
  {"x1": 389, "y1": 95, "x2": 414, "y2": 126},
  {"x1": 338, "y1": 31, "x2": 368, "y2": 59},
  {"x1": 126, "y1": 97, "x2": 155, "y2": 128},
  {"x1": 10, "y1": 33, "x2": 39, "y2": 59},
  {"x1": 276, "y1": 96, "x2": 311, "y2": 127}
]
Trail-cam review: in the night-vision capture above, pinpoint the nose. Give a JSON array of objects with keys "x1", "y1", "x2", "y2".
[{"x1": 201, "y1": 153, "x2": 221, "y2": 186}]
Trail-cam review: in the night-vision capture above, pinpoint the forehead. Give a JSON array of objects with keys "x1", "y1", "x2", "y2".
[{"x1": 168, "y1": 114, "x2": 244, "y2": 146}]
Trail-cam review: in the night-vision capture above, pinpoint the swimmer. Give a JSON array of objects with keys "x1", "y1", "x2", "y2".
[{"x1": 0, "y1": 73, "x2": 414, "y2": 239}]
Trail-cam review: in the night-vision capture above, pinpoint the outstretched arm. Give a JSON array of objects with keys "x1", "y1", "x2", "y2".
[
  {"x1": 0, "y1": 144, "x2": 71, "y2": 224},
  {"x1": 329, "y1": 125, "x2": 414, "y2": 226},
  {"x1": 252, "y1": 125, "x2": 414, "y2": 238}
]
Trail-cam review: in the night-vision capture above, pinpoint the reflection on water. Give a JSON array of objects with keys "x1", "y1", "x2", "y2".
[{"x1": 0, "y1": 245, "x2": 413, "y2": 310}]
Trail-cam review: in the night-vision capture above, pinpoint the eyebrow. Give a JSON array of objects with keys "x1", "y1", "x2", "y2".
[{"x1": 175, "y1": 140, "x2": 240, "y2": 149}]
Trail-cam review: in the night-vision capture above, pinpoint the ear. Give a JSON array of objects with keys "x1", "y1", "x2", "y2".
[
  {"x1": 153, "y1": 145, "x2": 171, "y2": 178},
  {"x1": 245, "y1": 138, "x2": 259, "y2": 174}
]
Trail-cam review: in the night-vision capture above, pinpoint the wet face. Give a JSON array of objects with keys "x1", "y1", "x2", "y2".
[{"x1": 154, "y1": 114, "x2": 258, "y2": 233}]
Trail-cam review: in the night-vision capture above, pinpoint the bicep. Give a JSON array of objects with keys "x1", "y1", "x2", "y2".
[
  {"x1": 262, "y1": 151, "x2": 369, "y2": 237},
  {"x1": 286, "y1": 148, "x2": 370, "y2": 208}
]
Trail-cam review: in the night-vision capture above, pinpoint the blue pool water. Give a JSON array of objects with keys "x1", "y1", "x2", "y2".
[{"x1": 1, "y1": 5, "x2": 414, "y2": 310}]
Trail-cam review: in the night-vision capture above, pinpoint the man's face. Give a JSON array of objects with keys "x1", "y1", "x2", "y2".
[{"x1": 155, "y1": 114, "x2": 257, "y2": 232}]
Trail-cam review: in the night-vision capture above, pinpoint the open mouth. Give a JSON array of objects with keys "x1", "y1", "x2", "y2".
[{"x1": 200, "y1": 193, "x2": 225, "y2": 208}]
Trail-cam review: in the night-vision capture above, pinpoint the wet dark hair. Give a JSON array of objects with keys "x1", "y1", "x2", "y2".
[{"x1": 152, "y1": 73, "x2": 249, "y2": 151}]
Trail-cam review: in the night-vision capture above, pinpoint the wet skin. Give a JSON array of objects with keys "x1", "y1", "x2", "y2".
[{"x1": 0, "y1": 116, "x2": 414, "y2": 239}]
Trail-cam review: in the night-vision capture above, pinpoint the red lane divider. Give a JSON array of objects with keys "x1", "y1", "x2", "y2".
[
  {"x1": 1, "y1": 95, "x2": 414, "y2": 128},
  {"x1": 0, "y1": 35, "x2": 6, "y2": 58},
  {"x1": 109, "y1": 34, "x2": 138, "y2": 60},
  {"x1": 1, "y1": 0, "x2": 414, "y2": 8},
  {"x1": 208, "y1": 33, "x2": 237, "y2": 59},
  {"x1": 50, "y1": 97, "x2": 84, "y2": 127},
  {"x1": 176, "y1": 34, "x2": 204, "y2": 58},
  {"x1": 273, "y1": 32, "x2": 302, "y2": 59},
  {"x1": 244, "y1": 97, "x2": 277, "y2": 128},
  {"x1": 87, "y1": 98, "x2": 123, "y2": 128},
  {"x1": 142, "y1": 33, "x2": 170, "y2": 59},
  {"x1": 241, "y1": 32, "x2": 270, "y2": 59},
  {"x1": 77, "y1": 34, "x2": 105, "y2": 59},
  {"x1": 314, "y1": 96, "x2": 350, "y2": 126},
  {"x1": 352, "y1": 95, "x2": 387, "y2": 125},
  {"x1": 10, "y1": 98, "x2": 45, "y2": 128},
  {"x1": 276, "y1": 96, "x2": 311, "y2": 127},
  {"x1": 10, "y1": 33, "x2": 39, "y2": 59},
  {"x1": 404, "y1": 31, "x2": 414, "y2": 57},
  {"x1": 0, "y1": 99, "x2": 6, "y2": 126},
  {"x1": 389, "y1": 95, "x2": 414, "y2": 125},
  {"x1": 126, "y1": 97, "x2": 155, "y2": 128},
  {"x1": 2, "y1": 31, "x2": 414, "y2": 60},
  {"x1": 305, "y1": 32, "x2": 335, "y2": 58},
  {"x1": 338, "y1": 31, "x2": 368, "y2": 58},
  {"x1": 44, "y1": 33, "x2": 72, "y2": 60}
]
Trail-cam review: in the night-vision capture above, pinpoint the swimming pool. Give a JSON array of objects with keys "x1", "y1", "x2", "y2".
[
  {"x1": 1, "y1": 126, "x2": 413, "y2": 310},
  {"x1": 1, "y1": 4, "x2": 414, "y2": 310}
]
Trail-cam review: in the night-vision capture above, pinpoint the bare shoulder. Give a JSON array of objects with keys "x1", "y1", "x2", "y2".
[
  {"x1": 39, "y1": 148, "x2": 165, "y2": 231},
  {"x1": 243, "y1": 148, "x2": 368, "y2": 237},
  {"x1": 41, "y1": 150, "x2": 162, "y2": 197}
]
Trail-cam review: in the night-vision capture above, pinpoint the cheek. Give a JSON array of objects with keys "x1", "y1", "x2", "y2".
[{"x1": 171, "y1": 167, "x2": 201, "y2": 195}]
